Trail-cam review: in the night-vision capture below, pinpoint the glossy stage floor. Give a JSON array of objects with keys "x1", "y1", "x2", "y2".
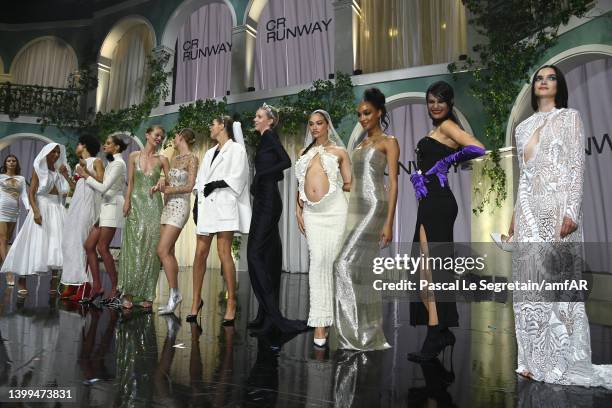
[{"x1": 1, "y1": 268, "x2": 611, "y2": 408}]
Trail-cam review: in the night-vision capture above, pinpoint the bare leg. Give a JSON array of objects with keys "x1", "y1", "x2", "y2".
[
  {"x1": 217, "y1": 232, "x2": 236, "y2": 321},
  {"x1": 0, "y1": 222, "x2": 16, "y2": 286},
  {"x1": 96, "y1": 227, "x2": 118, "y2": 297},
  {"x1": 419, "y1": 225, "x2": 438, "y2": 326},
  {"x1": 191, "y1": 234, "x2": 213, "y2": 315},
  {"x1": 84, "y1": 226, "x2": 102, "y2": 293},
  {"x1": 157, "y1": 224, "x2": 182, "y2": 290}
]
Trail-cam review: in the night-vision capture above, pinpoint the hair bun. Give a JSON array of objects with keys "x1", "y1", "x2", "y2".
[{"x1": 362, "y1": 88, "x2": 389, "y2": 131}]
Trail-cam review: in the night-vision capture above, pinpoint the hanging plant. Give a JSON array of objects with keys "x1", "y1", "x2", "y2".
[{"x1": 448, "y1": 0, "x2": 592, "y2": 214}]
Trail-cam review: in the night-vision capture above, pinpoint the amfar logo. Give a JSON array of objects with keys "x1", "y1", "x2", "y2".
[
  {"x1": 183, "y1": 39, "x2": 232, "y2": 62},
  {"x1": 265, "y1": 17, "x2": 332, "y2": 43},
  {"x1": 585, "y1": 133, "x2": 611, "y2": 156}
]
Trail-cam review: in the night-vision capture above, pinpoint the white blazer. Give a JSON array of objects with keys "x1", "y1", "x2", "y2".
[
  {"x1": 194, "y1": 139, "x2": 251, "y2": 235},
  {"x1": 86, "y1": 154, "x2": 126, "y2": 228}
]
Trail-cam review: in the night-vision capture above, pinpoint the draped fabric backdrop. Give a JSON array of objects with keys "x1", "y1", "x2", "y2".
[
  {"x1": 565, "y1": 57, "x2": 612, "y2": 272},
  {"x1": 254, "y1": 0, "x2": 334, "y2": 90},
  {"x1": 357, "y1": 0, "x2": 467, "y2": 73},
  {"x1": 100, "y1": 24, "x2": 154, "y2": 112},
  {"x1": 174, "y1": 3, "x2": 233, "y2": 103},
  {"x1": 12, "y1": 38, "x2": 77, "y2": 87},
  {"x1": 0, "y1": 138, "x2": 48, "y2": 239},
  {"x1": 387, "y1": 103, "x2": 472, "y2": 245}
]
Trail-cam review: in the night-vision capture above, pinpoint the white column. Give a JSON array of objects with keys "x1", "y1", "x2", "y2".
[
  {"x1": 333, "y1": 0, "x2": 361, "y2": 75},
  {"x1": 96, "y1": 57, "x2": 111, "y2": 112},
  {"x1": 231, "y1": 24, "x2": 257, "y2": 94}
]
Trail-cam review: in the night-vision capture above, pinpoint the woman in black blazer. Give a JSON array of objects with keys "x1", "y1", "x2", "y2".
[{"x1": 247, "y1": 103, "x2": 307, "y2": 335}]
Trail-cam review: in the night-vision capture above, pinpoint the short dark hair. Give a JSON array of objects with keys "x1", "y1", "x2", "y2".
[
  {"x1": 109, "y1": 135, "x2": 128, "y2": 152},
  {"x1": 1, "y1": 154, "x2": 20, "y2": 175},
  {"x1": 362, "y1": 87, "x2": 390, "y2": 131},
  {"x1": 425, "y1": 81, "x2": 461, "y2": 127},
  {"x1": 530, "y1": 65, "x2": 568, "y2": 111},
  {"x1": 78, "y1": 133, "x2": 101, "y2": 156}
]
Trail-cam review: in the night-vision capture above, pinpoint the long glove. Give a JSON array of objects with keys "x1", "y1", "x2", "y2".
[
  {"x1": 203, "y1": 180, "x2": 229, "y2": 197},
  {"x1": 425, "y1": 145, "x2": 485, "y2": 187},
  {"x1": 410, "y1": 172, "x2": 429, "y2": 201}
]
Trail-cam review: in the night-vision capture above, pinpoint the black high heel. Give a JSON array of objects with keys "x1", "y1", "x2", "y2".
[
  {"x1": 407, "y1": 326, "x2": 455, "y2": 362},
  {"x1": 186, "y1": 300, "x2": 204, "y2": 323}
]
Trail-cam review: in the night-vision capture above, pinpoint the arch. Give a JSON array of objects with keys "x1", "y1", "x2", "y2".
[
  {"x1": 0, "y1": 55, "x2": 4, "y2": 74},
  {"x1": 505, "y1": 44, "x2": 612, "y2": 146},
  {"x1": 161, "y1": 0, "x2": 237, "y2": 51},
  {"x1": 244, "y1": 0, "x2": 268, "y2": 26},
  {"x1": 347, "y1": 91, "x2": 474, "y2": 149},
  {"x1": 9, "y1": 36, "x2": 79, "y2": 87},
  {"x1": 0, "y1": 133, "x2": 54, "y2": 151},
  {"x1": 99, "y1": 15, "x2": 157, "y2": 60}
]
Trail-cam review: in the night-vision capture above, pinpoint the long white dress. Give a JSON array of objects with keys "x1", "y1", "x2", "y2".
[
  {"x1": 0, "y1": 143, "x2": 69, "y2": 276},
  {"x1": 61, "y1": 157, "x2": 101, "y2": 285},
  {"x1": 513, "y1": 108, "x2": 612, "y2": 388},
  {"x1": 0, "y1": 174, "x2": 28, "y2": 222}
]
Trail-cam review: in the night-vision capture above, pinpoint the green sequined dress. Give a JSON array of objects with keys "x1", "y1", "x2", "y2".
[{"x1": 118, "y1": 155, "x2": 163, "y2": 302}]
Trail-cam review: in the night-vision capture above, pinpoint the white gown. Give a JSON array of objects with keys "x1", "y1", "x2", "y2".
[
  {"x1": 0, "y1": 174, "x2": 28, "y2": 222},
  {"x1": 513, "y1": 108, "x2": 612, "y2": 388},
  {"x1": 0, "y1": 143, "x2": 69, "y2": 276},
  {"x1": 61, "y1": 157, "x2": 101, "y2": 285}
]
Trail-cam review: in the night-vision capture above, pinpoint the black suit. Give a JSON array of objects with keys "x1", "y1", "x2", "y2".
[{"x1": 247, "y1": 129, "x2": 307, "y2": 334}]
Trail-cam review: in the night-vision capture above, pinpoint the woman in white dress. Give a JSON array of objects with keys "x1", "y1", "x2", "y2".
[
  {"x1": 0, "y1": 155, "x2": 28, "y2": 286},
  {"x1": 506, "y1": 65, "x2": 612, "y2": 388},
  {"x1": 153, "y1": 128, "x2": 199, "y2": 314},
  {"x1": 0, "y1": 143, "x2": 74, "y2": 295},
  {"x1": 76, "y1": 135, "x2": 127, "y2": 303},
  {"x1": 295, "y1": 110, "x2": 351, "y2": 347},
  {"x1": 188, "y1": 116, "x2": 250, "y2": 323},
  {"x1": 60, "y1": 134, "x2": 104, "y2": 301}
]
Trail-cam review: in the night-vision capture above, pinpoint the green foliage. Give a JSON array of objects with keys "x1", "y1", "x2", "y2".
[
  {"x1": 36, "y1": 50, "x2": 170, "y2": 141},
  {"x1": 166, "y1": 98, "x2": 229, "y2": 146},
  {"x1": 448, "y1": 0, "x2": 591, "y2": 214}
]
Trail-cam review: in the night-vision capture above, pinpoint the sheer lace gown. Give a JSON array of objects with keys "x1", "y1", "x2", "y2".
[{"x1": 513, "y1": 108, "x2": 612, "y2": 388}]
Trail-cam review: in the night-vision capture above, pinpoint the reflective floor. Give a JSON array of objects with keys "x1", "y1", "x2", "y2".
[{"x1": 1, "y1": 268, "x2": 611, "y2": 407}]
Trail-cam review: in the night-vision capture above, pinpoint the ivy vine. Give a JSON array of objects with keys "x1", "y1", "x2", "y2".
[{"x1": 449, "y1": 0, "x2": 592, "y2": 214}]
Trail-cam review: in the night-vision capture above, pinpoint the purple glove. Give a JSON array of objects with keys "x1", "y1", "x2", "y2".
[
  {"x1": 425, "y1": 145, "x2": 486, "y2": 187},
  {"x1": 410, "y1": 172, "x2": 429, "y2": 200}
]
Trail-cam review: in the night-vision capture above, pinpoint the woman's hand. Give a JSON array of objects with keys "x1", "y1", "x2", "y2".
[
  {"x1": 33, "y1": 210, "x2": 42, "y2": 225},
  {"x1": 123, "y1": 200, "x2": 131, "y2": 217},
  {"x1": 59, "y1": 164, "x2": 70, "y2": 177},
  {"x1": 502, "y1": 219, "x2": 515, "y2": 242},
  {"x1": 380, "y1": 223, "x2": 393, "y2": 248},
  {"x1": 560, "y1": 216, "x2": 578, "y2": 239},
  {"x1": 75, "y1": 165, "x2": 87, "y2": 178},
  {"x1": 296, "y1": 207, "x2": 305, "y2": 235}
]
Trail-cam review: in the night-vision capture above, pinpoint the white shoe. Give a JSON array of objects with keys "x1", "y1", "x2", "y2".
[
  {"x1": 159, "y1": 292, "x2": 183, "y2": 315},
  {"x1": 491, "y1": 232, "x2": 514, "y2": 252},
  {"x1": 314, "y1": 337, "x2": 327, "y2": 347}
]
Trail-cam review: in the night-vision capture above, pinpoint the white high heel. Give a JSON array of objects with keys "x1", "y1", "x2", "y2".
[
  {"x1": 491, "y1": 232, "x2": 514, "y2": 252},
  {"x1": 159, "y1": 292, "x2": 183, "y2": 315}
]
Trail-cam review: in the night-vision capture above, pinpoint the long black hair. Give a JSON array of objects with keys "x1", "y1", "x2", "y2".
[
  {"x1": 301, "y1": 111, "x2": 330, "y2": 157},
  {"x1": 530, "y1": 64, "x2": 568, "y2": 111},
  {"x1": 426, "y1": 81, "x2": 461, "y2": 127},
  {"x1": 363, "y1": 88, "x2": 390, "y2": 131},
  {"x1": 215, "y1": 115, "x2": 235, "y2": 141},
  {"x1": 0, "y1": 154, "x2": 20, "y2": 175}
]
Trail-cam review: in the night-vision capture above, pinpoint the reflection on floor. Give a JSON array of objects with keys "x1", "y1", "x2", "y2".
[{"x1": 1, "y1": 268, "x2": 611, "y2": 407}]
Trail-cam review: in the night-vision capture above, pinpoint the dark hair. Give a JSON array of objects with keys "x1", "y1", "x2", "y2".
[
  {"x1": 1, "y1": 154, "x2": 20, "y2": 175},
  {"x1": 109, "y1": 134, "x2": 128, "y2": 152},
  {"x1": 178, "y1": 128, "x2": 197, "y2": 146},
  {"x1": 426, "y1": 81, "x2": 461, "y2": 126},
  {"x1": 301, "y1": 111, "x2": 330, "y2": 157},
  {"x1": 215, "y1": 115, "x2": 235, "y2": 141},
  {"x1": 530, "y1": 65, "x2": 568, "y2": 111},
  {"x1": 78, "y1": 133, "x2": 101, "y2": 156},
  {"x1": 362, "y1": 87, "x2": 390, "y2": 131}
]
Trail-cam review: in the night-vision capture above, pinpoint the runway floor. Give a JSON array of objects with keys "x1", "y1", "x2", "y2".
[{"x1": 1, "y1": 267, "x2": 611, "y2": 407}]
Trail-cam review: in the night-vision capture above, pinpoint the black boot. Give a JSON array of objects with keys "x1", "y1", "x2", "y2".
[{"x1": 407, "y1": 325, "x2": 452, "y2": 362}]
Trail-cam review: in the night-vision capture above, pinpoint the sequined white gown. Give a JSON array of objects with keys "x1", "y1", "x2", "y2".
[{"x1": 513, "y1": 108, "x2": 612, "y2": 388}]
